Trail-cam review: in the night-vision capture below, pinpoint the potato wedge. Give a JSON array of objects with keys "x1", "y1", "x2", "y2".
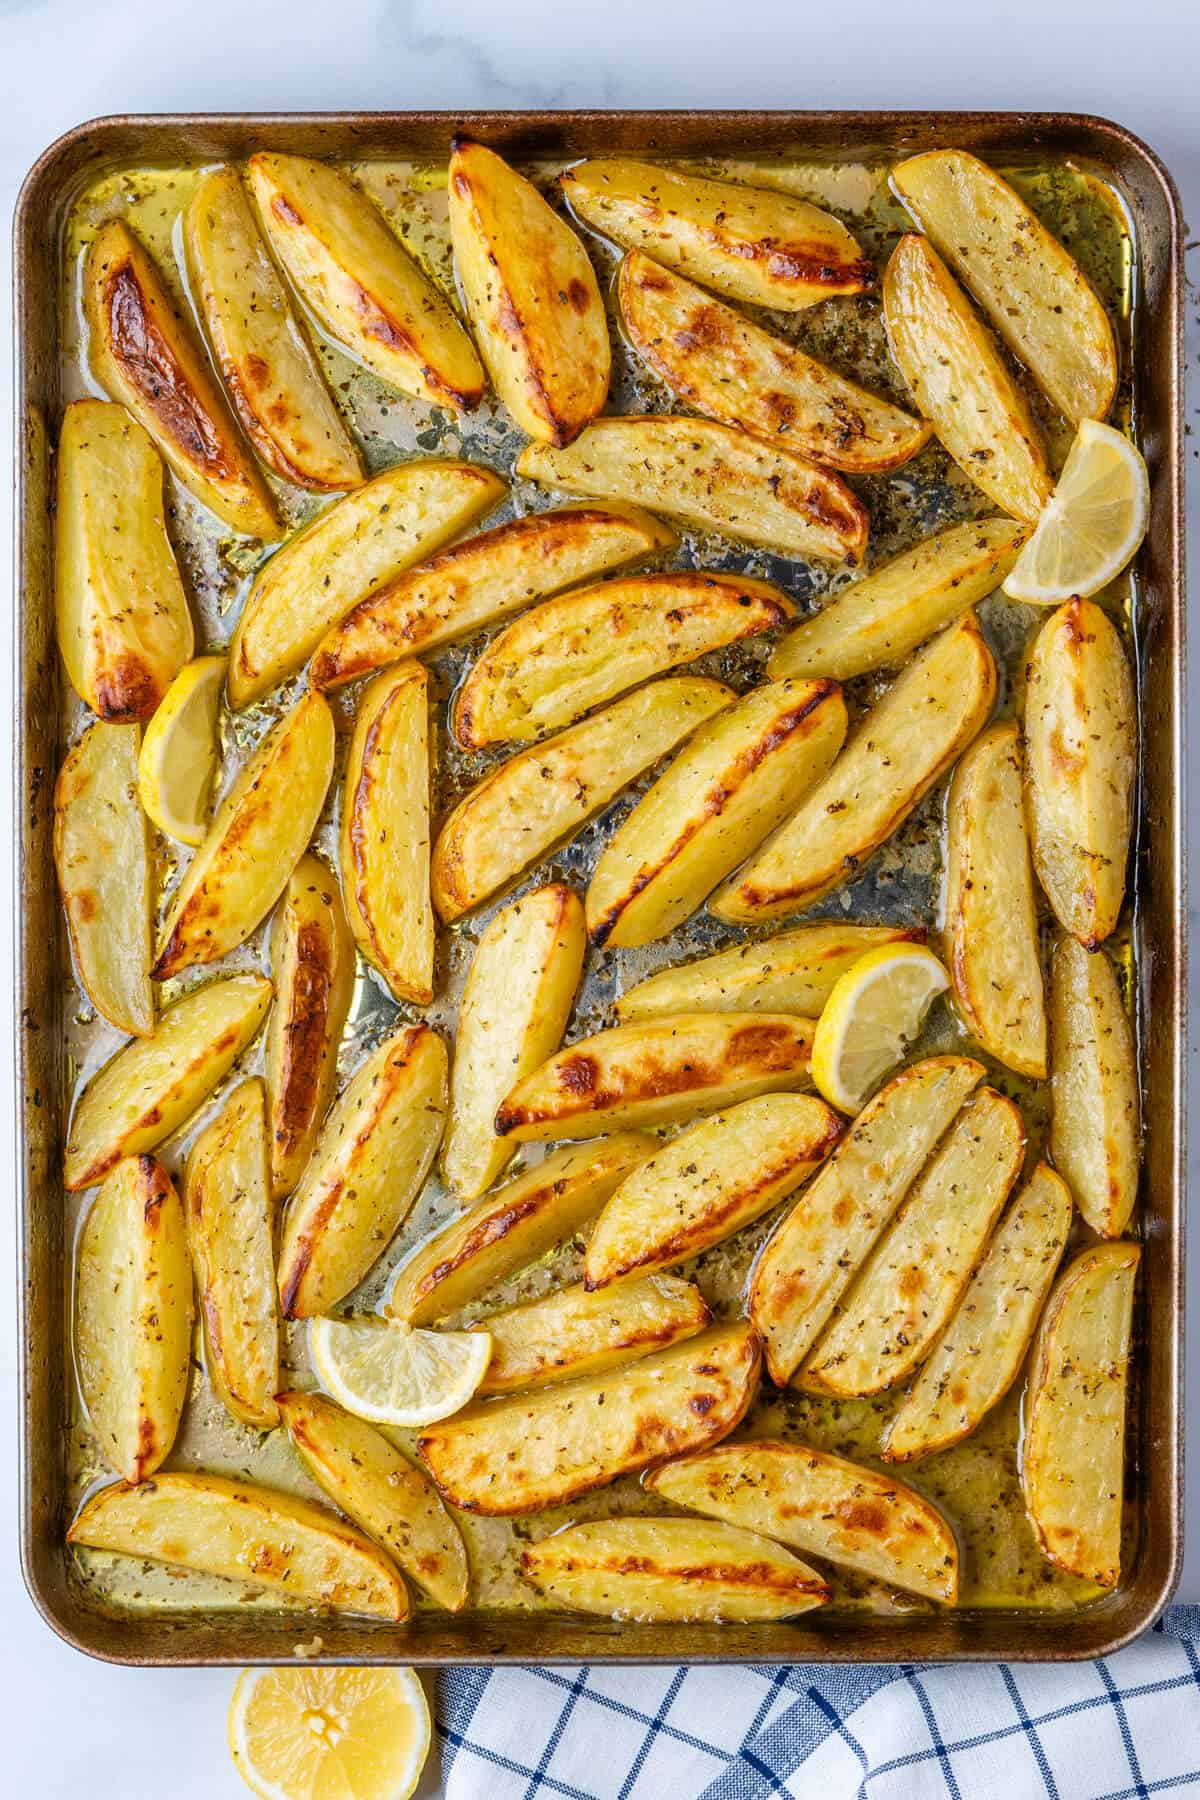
[
  {"x1": 54, "y1": 722, "x2": 153, "y2": 1038},
  {"x1": 67, "y1": 1472, "x2": 408, "y2": 1619},
  {"x1": 517, "y1": 417, "x2": 867, "y2": 563},
  {"x1": 892, "y1": 150, "x2": 1118, "y2": 425},
  {"x1": 883, "y1": 1163, "x2": 1072, "y2": 1462},
  {"x1": 339, "y1": 663, "x2": 433, "y2": 1006},
  {"x1": 153, "y1": 689, "x2": 335, "y2": 980},
  {"x1": 417, "y1": 1321, "x2": 760, "y2": 1514},
  {"x1": 311, "y1": 503, "x2": 676, "y2": 689},
  {"x1": 619, "y1": 251, "x2": 929, "y2": 473},
  {"x1": 944, "y1": 722, "x2": 1047, "y2": 1078},
  {"x1": 448, "y1": 138, "x2": 609, "y2": 445},
  {"x1": 229, "y1": 459, "x2": 505, "y2": 707},
  {"x1": 184, "y1": 166, "x2": 363, "y2": 491},
  {"x1": 453, "y1": 571, "x2": 792, "y2": 750},
  {"x1": 55, "y1": 400, "x2": 194, "y2": 721},
  {"x1": 65, "y1": 973, "x2": 272, "y2": 1191},
  {"x1": 83, "y1": 221, "x2": 278, "y2": 539},
  {"x1": 562, "y1": 158, "x2": 873, "y2": 311},
  {"x1": 278, "y1": 1022, "x2": 447, "y2": 1319},
  {"x1": 1021, "y1": 1241, "x2": 1140, "y2": 1588},
  {"x1": 798, "y1": 1086, "x2": 1025, "y2": 1397},
  {"x1": 264, "y1": 853, "x2": 357, "y2": 1201},
  {"x1": 278, "y1": 1390, "x2": 468, "y2": 1610},
  {"x1": 388, "y1": 1135, "x2": 653, "y2": 1324},
  {"x1": 1024, "y1": 597, "x2": 1136, "y2": 949},
  {"x1": 769, "y1": 517, "x2": 1027, "y2": 682},
  {"x1": 1049, "y1": 937, "x2": 1140, "y2": 1238},
  {"x1": 474, "y1": 1274, "x2": 710, "y2": 1394},
  {"x1": 184, "y1": 1079, "x2": 279, "y2": 1430},
  {"x1": 74, "y1": 1155, "x2": 193, "y2": 1482},
  {"x1": 883, "y1": 233, "x2": 1053, "y2": 522},
  {"x1": 587, "y1": 677, "x2": 847, "y2": 948},
  {"x1": 522, "y1": 1517, "x2": 829, "y2": 1621},
  {"x1": 495, "y1": 1012, "x2": 816, "y2": 1142},
  {"x1": 442, "y1": 885, "x2": 586, "y2": 1202},
  {"x1": 749, "y1": 1056, "x2": 984, "y2": 1385},
  {"x1": 248, "y1": 152, "x2": 484, "y2": 412},
  {"x1": 431, "y1": 676, "x2": 733, "y2": 923},
  {"x1": 647, "y1": 1440, "x2": 958, "y2": 1603},
  {"x1": 585, "y1": 1094, "x2": 843, "y2": 1288},
  {"x1": 713, "y1": 613, "x2": 996, "y2": 924}
]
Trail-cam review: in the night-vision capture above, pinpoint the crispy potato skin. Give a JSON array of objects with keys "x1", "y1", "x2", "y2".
[
  {"x1": 1049, "y1": 937, "x2": 1140, "y2": 1238},
  {"x1": 474, "y1": 1275, "x2": 710, "y2": 1394}
]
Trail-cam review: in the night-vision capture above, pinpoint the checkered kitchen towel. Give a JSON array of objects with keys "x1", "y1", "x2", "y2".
[{"x1": 435, "y1": 1605, "x2": 1200, "y2": 1799}]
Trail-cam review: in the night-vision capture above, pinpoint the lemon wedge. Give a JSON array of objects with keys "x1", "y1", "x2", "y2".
[
  {"x1": 1001, "y1": 419, "x2": 1149, "y2": 605},
  {"x1": 137, "y1": 655, "x2": 226, "y2": 845},
  {"x1": 229, "y1": 1665, "x2": 431, "y2": 1800},
  {"x1": 309, "y1": 1315, "x2": 492, "y2": 1427},
  {"x1": 811, "y1": 943, "x2": 949, "y2": 1114}
]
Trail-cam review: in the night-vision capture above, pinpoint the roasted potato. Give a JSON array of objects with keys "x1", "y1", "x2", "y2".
[
  {"x1": 474, "y1": 1274, "x2": 710, "y2": 1394},
  {"x1": 587, "y1": 678, "x2": 846, "y2": 948},
  {"x1": 1021, "y1": 1241, "x2": 1140, "y2": 1588},
  {"x1": 1024, "y1": 597, "x2": 1136, "y2": 948},
  {"x1": 713, "y1": 613, "x2": 996, "y2": 924},
  {"x1": 83, "y1": 221, "x2": 278, "y2": 539},
  {"x1": 431, "y1": 676, "x2": 732, "y2": 922},
  {"x1": 1049, "y1": 937, "x2": 1140, "y2": 1238},
  {"x1": 277, "y1": 1022, "x2": 447, "y2": 1319},
  {"x1": 417, "y1": 1321, "x2": 760, "y2": 1514},
  {"x1": 248, "y1": 152, "x2": 484, "y2": 411},
  {"x1": 74, "y1": 1155, "x2": 193, "y2": 1483},
  {"x1": 153, "y1": 689, "x2": 335, "y2": 980},
  {"x1": 883, "y1": 233, "x2": 1053, "y2": 522},
  {"x1": 65, "y1": 973, "x2": 272, "y2": 1191}
]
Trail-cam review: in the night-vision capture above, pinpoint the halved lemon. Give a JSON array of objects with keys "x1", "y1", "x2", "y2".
[
  {"x1": 811, "y1": 943, "x2": 950, "y2": 1115},
  {"x1": 309, "y1": 1315, "x2": 492, "y2": 1427},
  {"x1": 229, "y1": 1665, "x2": 431, "y2": 1800},
  {"x1": 1001, "y1": 418, "x2": 1149, "y2": 604},
  {"x1": 137, "y1": 654, "x2": 226, "y2": 845}
]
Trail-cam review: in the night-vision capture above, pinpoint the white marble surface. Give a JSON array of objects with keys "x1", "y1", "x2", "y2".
[{"x1": 1, "y1": 2, "x2": 1196, "y2": 1793}]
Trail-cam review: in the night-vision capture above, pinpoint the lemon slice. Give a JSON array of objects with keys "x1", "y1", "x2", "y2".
[
  {"x1": 229, "y1": 1665, "x2": 431, "y2": 1800},
  {"x1": 310, "y1": 1315, "x2": 492, "y2": 1427},
  {"x1": 1001, "y1": 419, "x2": 1149, "y2": 604},
  {"x1": 811, "y1": 943, "x2": 949, "y2": 1114},
  {"x1": 137, "y1": 655, "x2": 226, "y2": 845}
]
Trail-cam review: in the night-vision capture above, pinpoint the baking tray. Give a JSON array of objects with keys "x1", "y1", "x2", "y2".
[{"x1": 13, "y1": 111, "x2": 1186, "y2": 1666}]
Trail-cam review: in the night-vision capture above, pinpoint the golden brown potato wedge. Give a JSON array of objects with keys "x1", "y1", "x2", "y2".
[
  {"x1": 944, "y1": 722, "x2": 1047, "y2": 1078},
  {"x1": 431, "y1": 676, "x2": 732, "y2": 923},
  {"x1": 417, "y1": 1321, "x2": 760, "y2": 1514},
  {"x1": 749, "y1": 1056, "x2": 984, "y2": 1385},
  {"x1": 278, "y1": 1022, "x2": 447, "y2": 1319},
  {"x1": 1021, "y1": 1241, "x2": 1140, "y2": 1588},
  {"x1": 883, "y1": 1163, "x2": 1072, "y2": 1462},
  {"x1": 587, "y1": 678, "x2": 847, "y2": 948},
  {"x1": 67, "y1": 1472, "x2": 408, "y2": 1618},
  {"x1": 522, "y1": 1517, "x2": 829, "y2": 1621},
  {"x1": 153, "y1": 689, "x2": 335, "y2": 980},
  {"x1": 585, "y1": 1094, "x2": 842, "y2": 1288},
  {"x1": 1024, "y1": 597, "x2": 1136, "y2": 949},
  {"x1": 1049, "y1": 937, "x2": 1140, "y2": 1238},
  {"x1": 74, "y1": 1155, "x2": 193, "y2": 1483},
  {"x1": 442, "y1": 885, "x2": 586, "y2": 1202},
  {"x1": 474, "y1": 1274, "x2": 710, "y2": 1394},
  {"x1": 184, "y1": 165, "x2": 363, "y2": 491},
  {"x1": 562, "y1": 158, "x2": 873, "y2": 311},
  {"x1": 517, "y1": 417, "x2": 868, "y2": 563},
  {"x1": 647, "y1": 1440, "x2": 958, "y2": 1603},
  {"x1": 54, "y1": 722, "x2": 153, "y2": 1038},
  {"x1": 248, "y1": 152, "x2": 484, "y2": 411},
  {"x1": 83, "y1": 221, "x2": 279, "y2": 539},
  {"x1": 55, "y1": 400, "x2": 194, "y2": 721},
  {"x1": 65, "y1": 973, "x2": 272, "y2": 1192},
  {"x1": 713, "y1": 613, "x2": 996, "y2": 924},
  {"x1": 278, "y1": 1390, "x2": 468, "y2": 1611},
  {"x1": 883, "y1": 233, "x2": 1053, "y2": 522},
  {"x1": 452, "y1": 571, "x2": 792, "y2": 749}
]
